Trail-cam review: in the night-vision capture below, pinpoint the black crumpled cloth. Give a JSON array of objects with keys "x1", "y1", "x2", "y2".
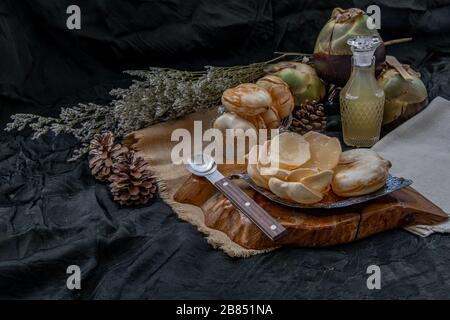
[{"x1": 1, "y1": 0, "x2": 450, "y2": 299}]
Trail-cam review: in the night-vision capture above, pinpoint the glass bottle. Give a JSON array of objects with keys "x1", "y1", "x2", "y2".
[{"x1": 340, "y1": 36, "x2": 385, "y2": 147}]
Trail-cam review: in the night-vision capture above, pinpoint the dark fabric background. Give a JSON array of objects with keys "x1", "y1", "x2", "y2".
[{"x1": 1, "y1": 0, "x2": 450, "y2": 299}]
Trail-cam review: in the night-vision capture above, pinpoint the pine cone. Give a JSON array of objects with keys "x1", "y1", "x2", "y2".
[
  {"x1": 89, "y1": 132, "x2": 128, "y2": 182},
  {"x1": 291, "y1": 101, "x2": 327, "y2": 135},
  {"x1": 109, "y1": 152, "x2": 157, "y2": 206}
]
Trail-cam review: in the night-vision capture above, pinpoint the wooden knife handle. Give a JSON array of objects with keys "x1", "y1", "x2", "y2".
[{"x1": 214, "y1": 177, "x2": 287, "y2": 241}]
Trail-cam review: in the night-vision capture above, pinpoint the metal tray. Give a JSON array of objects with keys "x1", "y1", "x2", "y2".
[{"x1": 231, "y1": 173, "x2": 412, "y2": 209}]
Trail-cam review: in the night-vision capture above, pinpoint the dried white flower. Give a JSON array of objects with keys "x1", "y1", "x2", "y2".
[{"x1": 6, "y1": 57, "x2": 293, "y2": 160}]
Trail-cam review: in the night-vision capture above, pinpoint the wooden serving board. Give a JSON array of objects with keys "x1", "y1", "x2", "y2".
[{"x1": 174, "y1": 164, "x2": 448, "y2": 250}]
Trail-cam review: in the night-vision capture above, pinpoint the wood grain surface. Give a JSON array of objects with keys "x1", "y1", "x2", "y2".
[{"x1": 174, "y1": 164, "x2": 448, "y2": 250}]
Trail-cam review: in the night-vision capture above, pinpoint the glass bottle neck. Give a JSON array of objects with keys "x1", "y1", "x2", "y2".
[{"x1": 351, "y1": 56, "x2": 375, "y2": 75}]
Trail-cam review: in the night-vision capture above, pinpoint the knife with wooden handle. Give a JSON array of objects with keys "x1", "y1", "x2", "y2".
[
  {"x1": 186, "y1": 154, "x2": 287, "y2": 241},
  {"x1": 213, "y1": 175, "x2": 287, "y2": 241}
]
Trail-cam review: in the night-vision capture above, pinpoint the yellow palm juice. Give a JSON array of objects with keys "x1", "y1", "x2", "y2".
[{"x1": 340, "y1": 36, "x2": 385, "y2": 147}]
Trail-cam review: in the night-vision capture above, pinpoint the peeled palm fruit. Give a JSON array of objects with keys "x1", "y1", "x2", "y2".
[
  {"x1": 268, "y1": 177, "x2": 291, "y2": 200},
  {"x1": 259, "y1": 166, "x2": 291, "y2": 180},
  {"x1": 255, "y1": 140, "x2": 289, "y2": 179},
  {"x1": 244, "y1": 114, "x2": 267, "y2": 130},
  {"x1": 269, "y1": 177, "x2": 324, "y2": 204},
  {"x1": 247, "y1": 145, "x2": 269, "y2": 189},
  {"x1": 286, "y1": 182, "x2": 324, "y2": 204},
  {"x1": 260, "y1": 106, "x2": 281, "y2": 129},
  {"x1": 248, "y1": 163, "x2": 269, "y2": 189},
  {"x1": 246, "y1": 131, "x2": 344, "y2": 205},
  {"x1": 301, "y1": 170, "x2": 333, "y2": 193},
  {"x1": 287, "y1": 168, "x2": 319, "y2": 182},
  {"x1": 302, "y1": 131, "x2": 341, "y2": 171},
  {"x1": 269, "y1": 132, "x2": 310, "y2": 170},
  {"x1": 257, "y1": 140, "x2": 271, "y2": 167},
  {"x1": 222, "y1": 83, "x2": 271, "y2": 117},
  {"x1": 332, "y1": 149, "x2": 391, "y2": 197},
  {"x1": 213, "y1": 112, "x2": 257, "y2": 133},
  {"x1": 256, "y1": 75, "x2": 295, "y2": 119}
]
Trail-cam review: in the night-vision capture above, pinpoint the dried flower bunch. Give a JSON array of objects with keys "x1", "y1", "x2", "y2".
[{"x1": 6, "y1": 61, "x2": 278, "y2": 160}]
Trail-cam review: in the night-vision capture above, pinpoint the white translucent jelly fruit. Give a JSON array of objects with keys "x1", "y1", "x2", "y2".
[
  {"x1": 268, "y1": 177, "x2": 291, "y2": 200},
  {"x1": 269, "y1": 132, "x2": 310, "y2": 170},
  {"x1": 268, "y1": 177, "x2": 324, "y2": 204},
  {"x1": 247, "y1": 145, "x2": 269, "y2": 189},
  {"x1": 286, "y1": 182, "x2": 323, "y2": 204},
  {"x1": 301, "y1": 170, "x2": 333, "y2": 193},
  {"x1": 286, "y1": 168, "x2": 319, "y2": 182},
  {"x1": 259, "y1": 166, "x2": 291, "y2": 181},
  {"x1": 302, "y1": 131, "x2": 341, "y2": 171},
  {"x1": 258, "y1": 140, "x2": 271, "y2": 168}
]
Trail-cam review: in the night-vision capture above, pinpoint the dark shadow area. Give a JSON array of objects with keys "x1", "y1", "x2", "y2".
[{"x1": 1, "y1": 0, "x2": 450, "y2": 299}]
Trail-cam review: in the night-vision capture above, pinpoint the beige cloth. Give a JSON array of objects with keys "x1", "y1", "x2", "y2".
[
  {"x1": 124, "y1": 108, "x2": 271, "y2": 257},
  {"x1": 372, "y1": 97, "x2": 450, "y2": 236}
]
